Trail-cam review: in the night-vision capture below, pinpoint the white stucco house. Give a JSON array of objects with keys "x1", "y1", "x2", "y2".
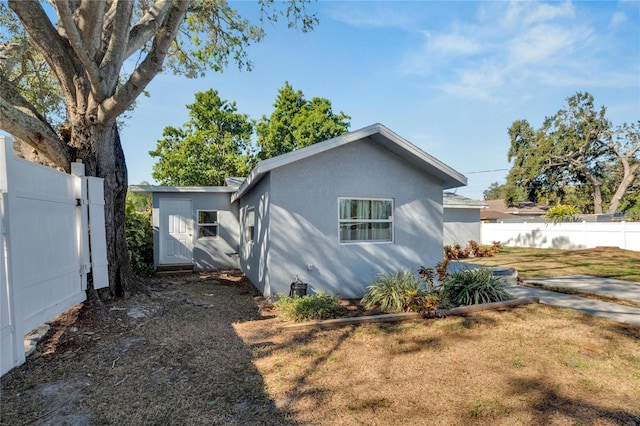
[{"x1": 131, "y1": 123, "x2": 468, "y2": 298}]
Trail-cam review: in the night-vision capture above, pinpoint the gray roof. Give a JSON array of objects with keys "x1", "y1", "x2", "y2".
[
  {"x1": 232, "y1": 123, "x2": 467, "y2": 202},
  {"x1": 129, "y1": 185, "x2": 237, "y2": 193},
  {"x1": 443, "y1": 192, "x2": 487, "y2": 209}
]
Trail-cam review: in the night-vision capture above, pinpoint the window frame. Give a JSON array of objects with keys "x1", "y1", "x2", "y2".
[
  {"x1": 196, "y1": 210, "x2": 218, "y2": 239},
  {"x1": 338, "y1": 197, "x2": 394, "y2": 244},
  {"x1": 245, "y1": 207, "x2": 255, "y2": 243}
]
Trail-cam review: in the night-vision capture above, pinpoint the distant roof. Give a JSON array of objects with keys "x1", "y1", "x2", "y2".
[
  {"x1": 482, "y1": 199, "x2": 549, "y2": 220},
  {"x1": 232, "y1": 123, "x2": 467, "y2": 202},
  {"x1": 224, "y1": 177, "x2": 245, "y2": 187},
  {"x1": 129, "y1": 185, "x2": 237, "y2": 193},
  {"x1": 443, "y1": 192, "x2": 487, "y2": 209}
]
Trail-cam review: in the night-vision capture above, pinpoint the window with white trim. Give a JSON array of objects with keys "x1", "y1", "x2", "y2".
[
  {"x1": 338, "y1": 198, "x2": 393, "y2": 243},
  {"x1": 197, "y1": 210, "x2": 218, "y2": 238},
  {"x1": 245, "y1": 207, "x2": 255, "y2": 243}
]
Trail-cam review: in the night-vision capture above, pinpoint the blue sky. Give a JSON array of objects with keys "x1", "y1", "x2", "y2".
[{"x1": 120, "y1": 0, "x2": 640, "y2": 200}]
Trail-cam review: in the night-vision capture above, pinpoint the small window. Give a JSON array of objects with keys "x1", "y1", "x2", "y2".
[
  {"x1": 245, "y1": 207, "x2": 255, "y2": 242},
  {"x1": 339, "y1": 198, "x2": 393, "y2": 243},
  {"x1": 197, "y1": 210, "x2": 218, "y2": 238}
]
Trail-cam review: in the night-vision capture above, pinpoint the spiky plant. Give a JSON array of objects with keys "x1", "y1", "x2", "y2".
[
  {"x1": 442, "y1": 268, "x2": 512, "y2": 306},
  {"x1": 361, "y1": 270, "x2": 424, "y2": 313}
]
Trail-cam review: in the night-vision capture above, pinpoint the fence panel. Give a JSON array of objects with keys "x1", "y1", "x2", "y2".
[
  {"x1": 1, "y1": 135, "x2": 106, "y2": 376},
  {"x1": 481, "y1": 221, "x2": 640, "y2": 251}
]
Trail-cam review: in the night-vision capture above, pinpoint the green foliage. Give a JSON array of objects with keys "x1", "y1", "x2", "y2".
[
  {"x1": 441, "y1": 268, "x2": 511, "y2": 306},
  {"x1": 256, "y1": 82, "x2": 351, "y2": 159},
  {"x1": 503, "y1": 92, "x2": 639, "y2": 215},
  {"x1": 361, "y1": 270, "x2": 424, "y2": 313},
  {"x1": 274, "y1": 292, "x2": 341, "y2": 321},
  {"x1": 150, "y1": 89, "x2": 255, "y2": 186},
  {"x1": 483, "y1": 182, "x2": 508, "y2": 200},
  {"x1": 125, "y1": 199, "x2": 154, "y2": 276},
  {"x1": 545, "y1": 204, "x2": 578, "y2": 223}
]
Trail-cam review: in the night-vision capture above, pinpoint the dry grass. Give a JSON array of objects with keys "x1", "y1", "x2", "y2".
[
  {"x1": 458, "y1": 246, "x2": 640, "y2": 282},
  {"x1": 2, "y1": 271, "x2": 639, "y2": 425},
  {"x1": 236, "y1": 306, "x2": 640, "y2": 425}
]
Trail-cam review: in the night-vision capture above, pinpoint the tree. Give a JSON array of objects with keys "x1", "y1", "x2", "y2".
[
  {"x1": 0, "y1": 1, "x2": 316, "y2": 297},
  {"x1": 256, "y1": 81, "x2": 351, "y2": 159},
  {"x1": 149, "y1": 89, "x2": 254, "y2": 186},
  {"x1": 482, "y1": 182, "x2": 507, "y2": 200},
  {"x1": 504, "y1": 92, "x2": 639, "y2": 214}
]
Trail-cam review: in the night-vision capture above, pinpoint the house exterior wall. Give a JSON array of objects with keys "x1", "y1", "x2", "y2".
[
  {"x1": 238, "y1": 174, "x2": 271, "y2": 295},
  {"x1": 152, "y1": 192, "x2": 240, "y2": 270},
  {"x1": 444, "y1": 207, "x2": 481, "y2": 246},
  {"x1": 241, "y1": 139, "x2": 445, "y2": 299}
]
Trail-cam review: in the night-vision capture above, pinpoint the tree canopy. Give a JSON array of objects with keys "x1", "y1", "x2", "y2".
[
  {"x1": 256, "y1": 81, "x2": 351, "y2": 159},
  {"x1": 503, "y1": 92, "x2": 639, "y2": 215},
  {"x1": 149, "y1": 89, "x2": 254, "y2": 186},
  {"x1": 0, "y1": 0, "x2": 316, "y2": 297}
]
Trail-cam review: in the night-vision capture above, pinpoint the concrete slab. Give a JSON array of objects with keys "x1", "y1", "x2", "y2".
[
  {"x1": 505, "y1": 285, "x2": 640, "y2": 327},
  {"x1": 521, "y1": 275, "x2": 640, "y2": 303}
]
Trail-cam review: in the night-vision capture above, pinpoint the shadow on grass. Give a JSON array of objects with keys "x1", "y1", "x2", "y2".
[{"x1": 507, "y1": 376, "x2": 640, "y2": 425}]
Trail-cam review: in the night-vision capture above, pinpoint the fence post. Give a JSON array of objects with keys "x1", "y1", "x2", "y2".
[
  {"x1": 0, "y1": 136, "x2": 26, "y2": 374},
  {"x1": 72, "y1": 162, "x2": 90, "y2": 291}
]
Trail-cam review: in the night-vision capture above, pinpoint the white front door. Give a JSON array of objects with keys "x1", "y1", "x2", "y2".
[{"x1": 159, "y1": 199, "x2": 193, "y2": 265}]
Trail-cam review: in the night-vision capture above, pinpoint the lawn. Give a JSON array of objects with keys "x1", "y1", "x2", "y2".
[
  {"x1": 457, "y1": 246, "x2": 640, "y2": 282},
  {"x1": 235, "y1": 305, "x2": 640, "y2": 425},
  {"x1": 2, "y1": 272, "x2": 637, "y2": 425}
]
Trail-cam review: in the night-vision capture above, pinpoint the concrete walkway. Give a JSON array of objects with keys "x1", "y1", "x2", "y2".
[
  {"x1": 505, "y1": 283, "x2": 640, "y2": 327},
  {"x1": 521, "y1": 275, "x2": 640, "y2": 303}
]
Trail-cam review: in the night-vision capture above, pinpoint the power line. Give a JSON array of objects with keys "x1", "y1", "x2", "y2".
[{"x1": 464, "y1": 168, "x2": 509, "y2": 174}]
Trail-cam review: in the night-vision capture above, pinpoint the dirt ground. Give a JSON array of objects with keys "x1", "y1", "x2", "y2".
[{"x1": 1, "y1": 272, "x2": 639, "y2": 425}]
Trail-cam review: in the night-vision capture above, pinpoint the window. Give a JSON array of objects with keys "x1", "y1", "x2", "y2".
[
  {"x1": 339, "y1": 198, "x2": 393, "y2": 243},
  {"x1": 197, "y1": 210, "x2": 218, "y2": 238},
  {"x1": 245, "y1": 207, "x2": 255, "y2": 242}
]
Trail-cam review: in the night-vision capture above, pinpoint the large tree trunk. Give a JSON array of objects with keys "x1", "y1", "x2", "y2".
[
  {"x1": 607, "y1": 161, "x2": 639, "y2": 215},
  {"x1": 71, "y1": 119, "x2": 146, "y2": 297}
]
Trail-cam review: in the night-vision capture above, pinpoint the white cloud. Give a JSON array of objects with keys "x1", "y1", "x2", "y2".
[
  {"x1": 507, "y1": 24, "x2": 592, "y2": 66},
  {"x1": 430, "y1": 33, "x2": 483, "y2": 55},
  {"x1": 502, "y1": 1, "x2": 575, "y2": 28},
  {"x1": 610, "y1": 11, "x2": 627, "y2": 28},
  {"x1": 327, "y1": 3, "x2": 416, "y2": 29}
]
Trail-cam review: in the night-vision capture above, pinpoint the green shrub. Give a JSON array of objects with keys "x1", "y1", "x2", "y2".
[
  {"x1": 125, "y1": 205, "x2": 154, "y2": 276},
  {"x1": 274, "y1": 292, "x2": 341, "y2": 321},
  {"x1": 361, "y1": 270, "x2": 424, "y2": 313},
  {"x1": 545, "y1": 204, "x2": 578, "y2": 223},
  {"x1": 441, "y1": 267, "x2": 511, "y2": 306}
]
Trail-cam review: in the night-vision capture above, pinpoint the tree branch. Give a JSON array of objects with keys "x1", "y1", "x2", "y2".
[
  {"x1": 99, "y1": 1, "x2": 188, "y2": 122},
  {"x1": 8, "y1": 0, "x2": 78, "y2": 107},
  {"x1": 0, "y1": 75, "x2": 72, "y2": 169},
  {"x1": 125, "y1": 0, "x2": 173, "y2": 59},
  {"x1": 54, "y1": 0, "x2": 107, "y2": 101},
  {"x1": 99, "y1": 0, "x2": 134, "y2": 91},
  {"x1": 76, "y1": 0, "x2": 106, "y2": 60}
]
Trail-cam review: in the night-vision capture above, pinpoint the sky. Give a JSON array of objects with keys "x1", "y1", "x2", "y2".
[{"x1": 119, "y1": 0, "x2": 640, "y2": 200}]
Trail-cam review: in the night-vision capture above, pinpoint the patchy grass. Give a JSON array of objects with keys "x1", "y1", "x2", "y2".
[
  {"x1": 459, "y1": 246, "x2": 640, "y2": 282},
  {"x1": 2, "y1": 272, "x2": 639, "y2": 425},
  {"x1": 236, "y1": 304, "x2": 640, "y2": 425}
]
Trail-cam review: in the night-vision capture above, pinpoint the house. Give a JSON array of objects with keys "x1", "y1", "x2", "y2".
[
  {"x1": 482, "y1": 199, "x2": 549, "y2": 223},
  {"x1": 443, "y1": 192, "x2": 487, "y2": 245},
  {"x1": 131, "y1": 124, "x2": 467, "y2": 298}
]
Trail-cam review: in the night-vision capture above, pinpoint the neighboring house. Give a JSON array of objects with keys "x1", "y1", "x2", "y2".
[
  {"x1": 443, "y1": 192, "x2": 487, "y2": 245},
  {"x1": 482, "y1": 199, "x2": 549, "y2": 223},
  {"x1": 132, "y1": 123, "x2": 467, "y2": 298}
]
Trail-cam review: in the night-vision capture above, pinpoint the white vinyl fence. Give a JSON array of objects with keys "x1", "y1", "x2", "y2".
[
  {"x1": 481, "y1": 221, "x2": 640, "y2": 252},
  {"x1": 1, "y1": 135, "x2": 108, "y2": 376}
]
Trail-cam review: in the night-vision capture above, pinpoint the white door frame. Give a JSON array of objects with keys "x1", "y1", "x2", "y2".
[{"x1": 159, "y1": 198, "x2": 193, "y2": 265}]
